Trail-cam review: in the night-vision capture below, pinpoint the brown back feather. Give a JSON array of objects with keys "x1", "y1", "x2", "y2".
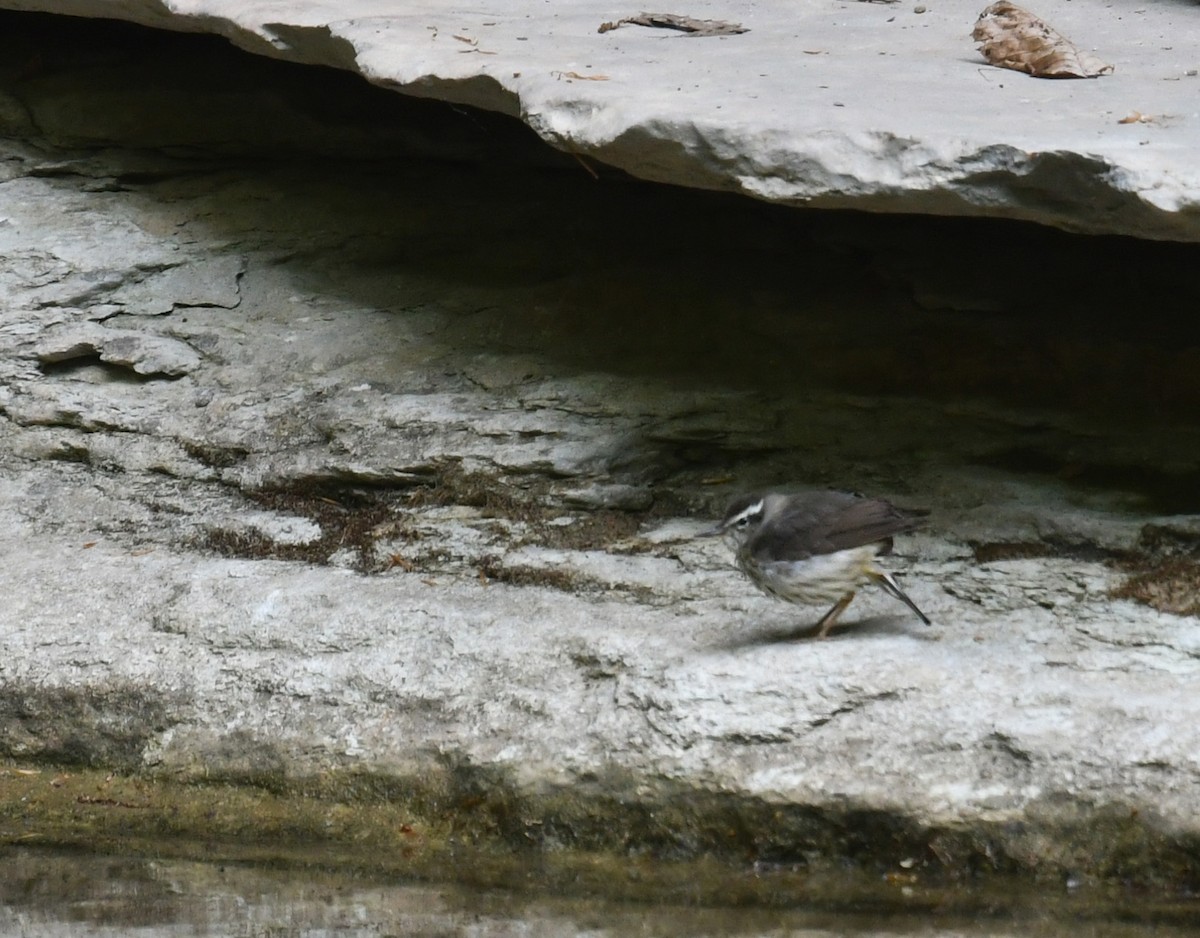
[{"x1": 747, "y1": 493, "x2": 924, "y2": 563}]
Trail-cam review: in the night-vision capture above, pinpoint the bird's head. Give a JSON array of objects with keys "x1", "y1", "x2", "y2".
[{"x1": 701, "y1": 493, "x2": 767, "y2": 543}]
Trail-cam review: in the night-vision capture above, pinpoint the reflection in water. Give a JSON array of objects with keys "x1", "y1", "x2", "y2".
[{"x1": 2, "y1": 846, "x2": 1197, "y2": 938}]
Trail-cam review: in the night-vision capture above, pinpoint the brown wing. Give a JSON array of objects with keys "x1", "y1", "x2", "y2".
[{"x1": 747, "y1": 493, "x2": 924, "y2": 563}]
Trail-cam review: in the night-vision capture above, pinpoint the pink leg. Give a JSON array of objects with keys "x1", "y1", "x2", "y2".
[{"x1": 814, "y1": 592, "x2": 856, "y2": 639}]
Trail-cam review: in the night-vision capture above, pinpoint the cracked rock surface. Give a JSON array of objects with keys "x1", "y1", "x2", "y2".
[{"x1": 1, "y1": 11, "x2": 1200, "y2": 886}]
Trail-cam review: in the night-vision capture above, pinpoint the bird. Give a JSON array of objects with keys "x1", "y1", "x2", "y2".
[{"x1": 706, "y1": 490, "x2": 930, "y2": 638}]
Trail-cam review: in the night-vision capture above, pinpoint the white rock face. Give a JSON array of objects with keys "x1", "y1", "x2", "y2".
[
  {"x1": 1, "y1": 121, "x2": 1199, "y2": 876},
  {"x1": 0, "y1": 0, "x2": 1197, "y2": 239},
  {"x1": 1, "y1": 7, "x2": 1199, "y2": 884}
]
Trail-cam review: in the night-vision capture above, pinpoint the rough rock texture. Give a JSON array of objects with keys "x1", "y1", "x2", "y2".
[
  {"x1": 1, "y1": 11, "x2": 1200, "y2": 890},
  {"x1": 0, "y1": 0, "x2": 1198, "y2": 240}
]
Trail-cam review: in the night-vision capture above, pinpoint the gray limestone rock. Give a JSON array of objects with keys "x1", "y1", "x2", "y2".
[
  {"x1": 34, "y1": 322, "x2": 203, "y2": 377},
  {"x1": 0, "y1": 0, "x2": 1196, "y2": 239},
  {"x1": 110, "y1": 256, "x2": 245, "y2": 316},
  {"x1": 0, "y1": 12, "x2": 1198, "y2": 890}
]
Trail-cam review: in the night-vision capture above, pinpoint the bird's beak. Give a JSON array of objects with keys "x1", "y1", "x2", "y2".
[{"x1": 697, "y1": 523, "x2": 725, "y2": 538}]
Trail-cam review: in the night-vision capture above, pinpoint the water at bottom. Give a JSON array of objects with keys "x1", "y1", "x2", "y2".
[{"x1": 0, "y1": 846, "x2": 1194, "y2": 938}]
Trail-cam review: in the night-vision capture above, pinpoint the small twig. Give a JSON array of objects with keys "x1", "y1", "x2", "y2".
[{"x1": 570, "y1": 152, "x2": 600, "y2": 181}]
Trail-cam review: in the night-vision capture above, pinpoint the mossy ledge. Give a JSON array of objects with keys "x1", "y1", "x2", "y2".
[{"x1": 1, "y1": 758, "x2": 1197, "y2": 924}]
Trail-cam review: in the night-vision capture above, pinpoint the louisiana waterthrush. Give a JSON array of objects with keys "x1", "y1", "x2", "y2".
[{"x1": 707, "y1": 490, "x2": 930, "y2": 638}]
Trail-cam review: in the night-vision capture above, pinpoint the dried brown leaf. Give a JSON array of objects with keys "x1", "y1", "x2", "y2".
[
  {"x1": 600, "y1": 13, "x2": 748, "y2": 36},
  {"x1": 555, "y1": 70, "x2": 610, "y2": 81},
  {"x1": 973, "y1": 2, "x2": 1112, "y2": 78}
]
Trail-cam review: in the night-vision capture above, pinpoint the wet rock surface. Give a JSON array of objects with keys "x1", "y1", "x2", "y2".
[
  {"x1": 5, "y1": 846, "x2": 1196, "y2": 937},
  {"x1": 1, "y1": 12, "x2": 1199, "y2": 893}
]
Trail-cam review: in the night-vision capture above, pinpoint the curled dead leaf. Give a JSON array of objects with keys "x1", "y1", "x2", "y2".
[
  {"x1": 599, "y1": 13, "x2": 747, "y2": 36},
  {"x1": 1117, "y1": 111, "x2": 1155, "y2": 125},
  {"x1": 973, "y1": 2, "x2": 1113, "y2": 79}
]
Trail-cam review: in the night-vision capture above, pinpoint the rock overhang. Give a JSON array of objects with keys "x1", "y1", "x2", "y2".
[{"x1": 0, "y1": 0, "x2": 1197, "y2": 239}]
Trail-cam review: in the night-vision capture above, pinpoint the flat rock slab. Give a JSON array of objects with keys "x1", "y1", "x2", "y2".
[
  {"x1": 1, "y1": 0, "x2": 1198, "y2": 239},
  {"x1": 1, "y1": 13, "x2": 1199, "y2": 888},
  {"x1": 34, "y1": 322, "x2": 203, "y2": 377},
  {"x1": 0, "y1": 124, "x2": 1198, "y2": 886}
]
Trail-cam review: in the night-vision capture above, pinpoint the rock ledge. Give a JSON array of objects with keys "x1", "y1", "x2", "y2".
[{"x1": 1, "y1": 0, "x2": 1198, "y2": 239}]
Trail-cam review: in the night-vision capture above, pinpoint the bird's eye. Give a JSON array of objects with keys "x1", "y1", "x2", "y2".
[{"x1": 736, "y1": 516, "x2": 751, "y2": 527}]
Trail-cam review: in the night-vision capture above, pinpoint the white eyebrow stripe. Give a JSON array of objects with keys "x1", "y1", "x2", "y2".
[{"x1": 729, "y1": 499, "x2": 764, "y2": 525}]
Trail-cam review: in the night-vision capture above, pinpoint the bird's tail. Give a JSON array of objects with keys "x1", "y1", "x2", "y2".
[{"x1": 870, "y1": 570, "x2": 931, "y2": 625}]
